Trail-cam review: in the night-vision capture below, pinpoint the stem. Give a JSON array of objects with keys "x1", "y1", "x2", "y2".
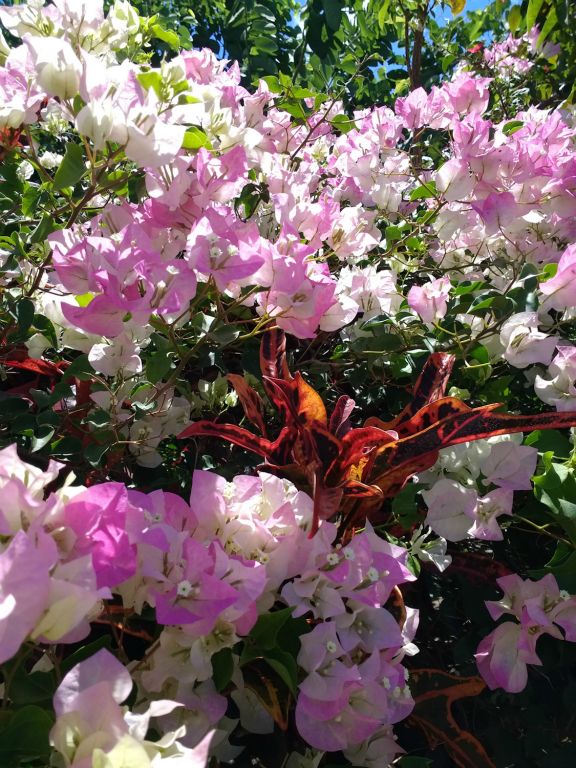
[{"x1": 514, "y1": 516, "x2": 571, "y2": 545}]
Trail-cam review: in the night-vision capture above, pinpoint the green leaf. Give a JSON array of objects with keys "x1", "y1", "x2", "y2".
[
  {"x1": 146, "y1": 351, "x2": 174, "y2": 383},
  {"x1": 330, "y1": 113, "x2": 356, "y2": 134},
  {"x1": 339, "y1": 53, "x2": 359, "y2": 75},
  {"x1": 533, "y1": 458, "x2": 576, "y2": 544},
  {"x1": 261, "y1": 75, "x2": 282, "y2": 93},
  {"x1": 61, "y1": 635, "x2": 113, "y2": 674},
  {"x1": 502, "y1": 120, "x2": 524, "y2": 136},
  {"x1": 290, "y1": 86, "x2": 318, "y2": 99},
  {"x1": 243, "y1": 607, "x2": 294, "y2": 653},
  {"x1": 75, "y1": 292, "x2": 95, "y2": 307},
  {"x1": 508, "y1": 5, "x2": 522, "y2": 33},
  {"x1": 526, "y1": 0, "x2": 544, "y2": 30},
  {"x1": 524, "y1": 429, "x2": 571, "y2": 459},
  {"x1": 50, "y1": 435, "x2": 83, "y2": 457},
  {"x1": 0, "y1": 705, "x2": 53, "y2": 763},
  {"x1": 137, "y1": 70, "x2": 163, "y2": 97},
  {"x1": 392, "y1": 482, "x2": 423, "y2": 530},
  {"x1": 441, "y1": 53, "x2": 457, "y2": 72},
  {"x1": 250, "y1": 36, "x2": 278, "y2": 56},
  {"x1": 83, "y1": 408, "x2": 111, "y2": 428},
  {"x1": 354, "y1": 332, "x2": 404, "y2": 353},
  {"x1": 235, "y1": 182, "x2": 262, "y2": 221},
  {"x1": 0, "y1": 397, "x2": 30, "y2": 418},
  {"x1": 21, "y1": 185, "x2": 41, "y2": 217},
  {"x1": 7, "y1": 666, "x2": 56, "y2": 707},
  {"x1": 469, "y1": 292, "x2": 513, "y2": 316},
  {"x1": 410, "y1": 181, "x2": 438, "y2": 200},
  {"x1": 31, "y1": 426, "x2": 55, "y2": 453},
  {"x1": 265, "y1": 650, "x2": 298, "y2": 695},
  {"x1": 182, "y1": 126, "x2": 212, "y2": 150},
  {"x1": 538, "y1": 5, "x2": 558, "y2": 45},
  {"x1": 540, "y1": 262, "x2": 557, "y2": 282},
  {"x1": 84, "y1": 442, "x2": 109, "y2": 466},
  {"x1": 30, "y1": 213, "x2": 57, "y2": 244},
  {"x1": 276, "y1": 99, "x2": 309, "y2": 120},
  {"x1": 211, "y1": 648, "x2": 234, "y2": 692},
  {"x1": 321, "y1": 0, "x2": 342, "y2": 31},
  {"x1": 529, "y1": 542, "x2": 576, "y2": 593},
  {"x1": 385, "y1": 225, "x2": 402, "y2": 244},
  {"x1": 32, "y1": 314, "x2": 58, "y2": 348},
  {"x1": 53, "y1": 143, "x2": 85, "y2": 191},
  {"x1": 190, "y1": 313, "x2": 216, "y2": 334},
  {"x1": 209, "y1": 323, "x2": 241, "y2": 346},
  {"x1": 150, "y1": 23, "x2": 180, "y2": 50},
  {"x1": 377, "y1": 0, "x2": 391, "y2": 30},
  {"x1": 63, "y1": 354, "x2": 94, "y2": 381},
  {"x1": 16, "y1": 298, "x2": 35, "y2": 335}
]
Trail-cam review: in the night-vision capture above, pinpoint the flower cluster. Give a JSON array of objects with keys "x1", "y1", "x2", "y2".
[
  {"x1": 0, "y1": 444, "x2": 115, "y2": 663},
  {"x1": 418, "y1": 434, "x2": 538, "y2": 542},
  {"x1": 0, "y1": 445, "x2": 416, "y2": 765},
  {"x1": 475, "y1": 574, "x2": 576, "y2": 692}
]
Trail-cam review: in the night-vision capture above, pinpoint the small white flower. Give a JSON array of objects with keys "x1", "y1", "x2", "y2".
[
  {"x1": 16, "y1": 161, "x2": 34, "y2": 181},
  {"x1": 39, "y1": 152, "x2": 63, "y2": 170},
  {"x1": 177, "y1": 580, "x2": 194, "y2": 598}
]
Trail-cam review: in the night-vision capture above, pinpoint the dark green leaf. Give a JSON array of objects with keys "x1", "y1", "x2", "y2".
[
  {"x1": 0, "y1": 706, "x2": 53, "y2": 762},
  {"x1": 84, "y1": 442, "x2": 109, "y2": 466},
  {"x1": 63, "y1": 354, "x2": 94, "y2": 381},
  {"x1": 146, "y1": 351, "x2": 174, "y2": 383},
  {"x1": 8, "y1": 667, "x2": 56, "y2": 707},
  {"x1": 212, "y1": 648, "x2": 235, "y2": 692},
  {"x1": 53, "y1": 143, "x2": 85, "y2": 190},
  {"x1": 243, "y1": 607, "x2": 294, "y2": 653},
  {"x1": 392, "y1": 482, "x2": 423, "y2": 530},
  {"x1": 321, "y1": 0, "x2": 342, "y2": 31},
  {"x1": 30, "y1": 213, "x2": 57, "y2": 244},
  {"x1": 32, "y1": 314, "x2": 58, "y2": 349},
  {"x1": 31, "y1": 426, "x2": 55, "y2": 453},
  {"x1": 16, "y1": 298, "x2": 35, "y2": 335},
  {"x1": 529, "y1": 542, "x2": 576, "y2": 593},
  {"x1": 533, "y1": 457, "x2": 576, "y2": 544},
  {"x1": 61, "y1": 635, "x2": 114, "y2": 674}
]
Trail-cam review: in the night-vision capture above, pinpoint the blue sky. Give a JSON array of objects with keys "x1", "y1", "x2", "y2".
[
  {"x1": 433, "y1": 0, "x2": 492, "y2": 24},
  {"x1": 463, "y1": 0, "x2": 492, "y2": 10}
]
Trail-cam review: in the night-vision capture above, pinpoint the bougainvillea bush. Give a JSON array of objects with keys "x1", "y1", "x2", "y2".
[{"x1": 2, "y1": 0, "x2": 576, "y2": 765}]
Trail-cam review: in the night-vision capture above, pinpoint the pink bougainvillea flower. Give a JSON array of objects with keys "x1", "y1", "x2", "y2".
[
  {"x1": 475, "y1": 622, "x2": 538, "y2": 693},
  {"x1": 477, "y1": 575, "x2": 576, "y2": 692},
  {"x1": 540, "y1": 244, "x2": 576, "y2": 311},
  {"x1": 407, "y1": 276, "x2": 451, "y2": 324},
  {"x1": 0, "y1": 529, "x2": 57, "y2": 664},
  {"x1": 59, "y1": 482, "x2": 137, "y2": 589}
]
